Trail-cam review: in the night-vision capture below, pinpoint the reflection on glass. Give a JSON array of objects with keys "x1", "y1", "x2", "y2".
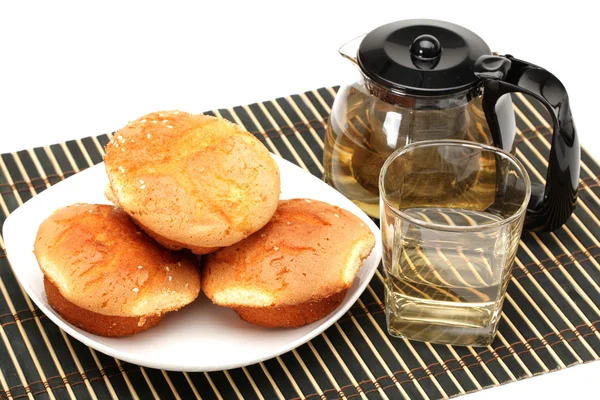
[{"x1": 380, "y1": 140, "x2": 530, "y2": 346}]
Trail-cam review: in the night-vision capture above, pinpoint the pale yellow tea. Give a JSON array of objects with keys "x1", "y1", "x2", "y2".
[
  {"x1": 323, "y1": 84, "x2": 495, "y2": 218},
  {"x1": 383, "y1": 207, "x2": 521, "y2": 346}
]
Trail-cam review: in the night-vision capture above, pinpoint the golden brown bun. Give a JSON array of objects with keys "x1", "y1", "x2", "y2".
[
  {"x1": 202, "y1": 199, "x2": 375, "y2": 327},
  {"x1": 44, "y1": 277, "x2": 163, "y2": 337},
  {"x1": 103, "y1": 111, "x2": 281, "y2": 254},
  {"x1": 34, "y1": 204, "x2": 201, "y2": 326}
]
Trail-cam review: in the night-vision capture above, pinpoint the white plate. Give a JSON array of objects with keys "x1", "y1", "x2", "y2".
[{"x1": 2, "y1": 155, "x2": 382, "y2": 372}]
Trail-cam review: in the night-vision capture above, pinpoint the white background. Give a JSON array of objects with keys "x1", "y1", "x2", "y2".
[{"x1": 1, "y1": 0, "x2": 599, "y2": 397}]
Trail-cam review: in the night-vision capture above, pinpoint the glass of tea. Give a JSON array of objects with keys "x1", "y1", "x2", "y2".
[{"x1": 379, "y1": 140, "x2": 531, "y2": 346}]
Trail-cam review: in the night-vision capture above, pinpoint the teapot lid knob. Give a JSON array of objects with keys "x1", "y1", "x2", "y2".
[
  {"x1": 410, "y1": 34, "x2": 442, "y2": 60},
  {"x1": 410, "y1": 34, "x2": 442, "y2": 69}
]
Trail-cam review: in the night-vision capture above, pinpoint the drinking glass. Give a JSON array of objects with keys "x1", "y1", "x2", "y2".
[{"x1": 379, "y1": 140, "x2": 531, "y2": 346}]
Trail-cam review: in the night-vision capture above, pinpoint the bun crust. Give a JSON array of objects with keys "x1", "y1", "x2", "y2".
[
  {"x1": 202, "y1": 199, "x2": 375, "y2": 327},
  {"x1": 103, "y1": 111, "x2": 280, "y2": 254},
  {"x1": 44, "y1": 277, "x2": 163, "y2": 337},
  {"x1": 34, "y1": 204, "x2": 201, "y2": 322},
  {"x1": 233, "y1": 289, "x2": 348, "y2": 328}
]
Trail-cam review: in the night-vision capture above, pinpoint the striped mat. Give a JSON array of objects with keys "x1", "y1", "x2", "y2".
[{"x1": 1, "y1": 87, "x2": 600, "y2": 400}]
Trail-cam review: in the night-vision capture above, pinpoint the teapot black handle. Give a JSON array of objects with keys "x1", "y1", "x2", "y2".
[{"x1": 474, "y1": 54, "x2": 580, "y2": 231}]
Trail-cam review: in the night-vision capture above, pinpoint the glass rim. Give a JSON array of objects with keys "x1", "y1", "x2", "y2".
[{"x1": 379, "y1": 139, "x2": 532, "y2": 232}]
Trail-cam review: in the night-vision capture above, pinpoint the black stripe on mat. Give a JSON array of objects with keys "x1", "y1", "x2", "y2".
[
  {"x1": 335, "y1": 316, "x2": 409, "y2": 398},
  {"x1": 499, "y1": 294, "x2": 562, "y2": 372},
  {"x1": 63, "y1": 339, "x2": 116, "y2": 397},
  {"x1": 0, "y1": 315, "x2": 31, "y2": 400},
  {"x1": 184, "y1": 371, "x2": 220, "y2": 400},
  {"x1": 48, "y1": 144, "x2": 77, "y2": 179},
  {"x1": 318, "y1": 325, "x2": 386, "y2": 397},
  {"x1": 205, "y1": 370, "x2": 242, "y2": 399},
  {"x1": 307, "y1": 335, "x2": 361, "y2": 398},
  {"x1": 1, "y1": 154, "x2": 34, "y2": 204},
  {"x1": 64, "y1": 141, "x2": 91, "y2": 171},
  {"x1": 0, "y1": 252, "x2": 33, "y2": 317},
  {"x1": 227, "y1": 368, "x2": 262, "y2": 400},
  {"x1": 276, "y1": 97, "x2": 325, "y2": 164},
  {"x1": 260, "y1": 358, "x2": 303, "y2": 399},
  {"x1": 10, "y1": 315, "x2": 72, "y2": 397},
  {"x1": 262, "y1": 100, "x2": 322, "y2": 176},
  {"x1": 428, "y1": 343, "x2": 479, "y2": 393},
  {"x1": 14, "y1": 150, "x2": 49, "y2": 195},
  {"x1": 247, "y1": 103, "x2": 299, "y2": 167},
  {"x1": 575, "y1": 188, "x2": 600, "y2": 232},
  {"x1": 303, "y1": 91, "x2": 329, "y2": 120},
  {"x1": 0, "y1": 169, "x2": 20, "y2": 213},
  {"x1": 449, "y1": 346, "x2": 495, "y2": 388},
  {"x1": 513, "y1": 241, "x2": 593, "y2": 364},
  {"x1": 80, "y1": 137, "x2": 104, "y2": 165},
  {"x1": 289, "y1": 94, "x2": 328, "y2": 132},
  {"x1": 244, "y1": 364, "x2": 281, "y2": 399},
  {"x1": 93, "y1": 351, "x2": 134, "y2": 399},
  {"x1": 32, "y1": 147, "x2": 63, "y2": 185},
  {"x1": 292, "y1": 344, "x2": 339, "y2": 398},
  {"x1": 317, "y1": 88, "x2": 336, "y2": 109}
]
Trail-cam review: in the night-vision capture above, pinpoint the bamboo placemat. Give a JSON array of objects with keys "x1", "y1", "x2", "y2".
[{"x1": 1, "y1": 87, "x2": 599, "y2": 400}]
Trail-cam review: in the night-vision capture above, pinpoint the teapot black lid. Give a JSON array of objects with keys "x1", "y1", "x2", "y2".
[{"x1": 358, "y1": 19, "x2": 491, "y2": 95}]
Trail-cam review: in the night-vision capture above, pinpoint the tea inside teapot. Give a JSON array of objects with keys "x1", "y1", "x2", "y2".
[{"x1": 323, "y1": 81, "x2": 495, "y2": 217}]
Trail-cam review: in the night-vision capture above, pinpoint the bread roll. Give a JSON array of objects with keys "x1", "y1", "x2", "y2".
[
  {"x1": 202, "y1": 199, "x2": 375, "y2": 327},
  {"x1": 104, "y1": 111, "x2": 280, "y2": 254},
  {"x1": 34, "y1": 204, "x2": 201, "y2": 337}
]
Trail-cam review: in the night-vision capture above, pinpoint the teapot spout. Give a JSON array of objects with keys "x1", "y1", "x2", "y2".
[{"x1": 339, "y1": 35, "x2": 365, "y2": 65}]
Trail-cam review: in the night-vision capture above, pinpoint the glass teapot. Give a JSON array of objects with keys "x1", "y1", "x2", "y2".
[{"x1": 323, "y1": 19, "x2": 579, "y2": 231}]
